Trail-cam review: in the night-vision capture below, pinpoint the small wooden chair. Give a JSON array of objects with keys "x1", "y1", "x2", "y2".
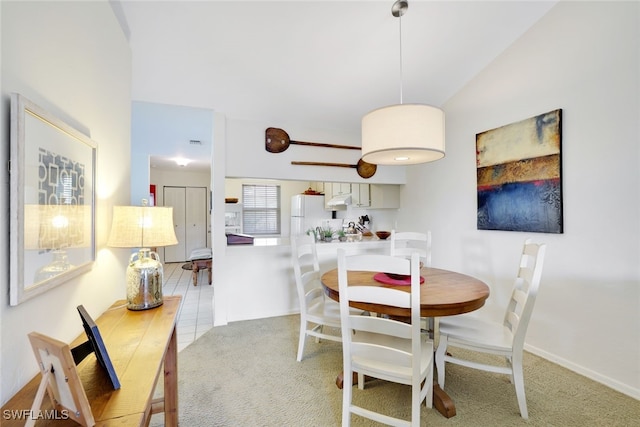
[{"x1": 189, "y1": 248, "x2": 212, "y2": 286}]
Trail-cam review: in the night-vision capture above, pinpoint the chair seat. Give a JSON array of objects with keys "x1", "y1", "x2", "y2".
[
  {"x1": 189, "y1": 248, "x2": 212, "y2": 260},
  {"x1": 306, "y1": 299, "x2": 342, "y2": 327},
  {"x1": 307, "y1": 300, "x2": 362, "y2": 325},
  {"x1": 439, "y1": 316, "x2": 514, "y2": 353}
]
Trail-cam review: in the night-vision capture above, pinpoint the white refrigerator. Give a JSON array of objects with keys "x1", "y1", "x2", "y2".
[{"x1": 290, "y1": 195, "x2": 331, "y2": 235}]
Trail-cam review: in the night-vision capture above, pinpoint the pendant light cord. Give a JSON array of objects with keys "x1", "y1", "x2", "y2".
[{"x1": 398, "y1": 10, "x2": 404, "y2": 105}]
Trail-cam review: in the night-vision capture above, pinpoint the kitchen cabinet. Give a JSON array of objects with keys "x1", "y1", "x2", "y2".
[
  {"x1": 370, "y1": 184, "x2": 400, "y2": 209},
  {"x1": 351, "y1": 183, "x2": 370, "y2": 207},
  {"x1": 324, "y1": 182, "x2": 352, "y2": 209},
  {"x1": 321, "y1": 182, "x2": 398, "y2": 209},
  {"x1": 331, "y1": 182, "x2": 351, "y2": 195},
  {"x1": 308, "y1": 181, "x2": 325, "y2": 193},
  {"x1": 323, "y1": 182, "x2": 333, "y2": 209}
]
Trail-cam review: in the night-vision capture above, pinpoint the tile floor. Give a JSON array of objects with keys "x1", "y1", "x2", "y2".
[{"x1": 162, "y1": 261, "x2": 215, "y2": 352}]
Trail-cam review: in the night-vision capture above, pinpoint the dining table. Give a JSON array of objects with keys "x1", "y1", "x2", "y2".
[{"x1": 321, "y1": 266, "x2": 490, "y2": 418}]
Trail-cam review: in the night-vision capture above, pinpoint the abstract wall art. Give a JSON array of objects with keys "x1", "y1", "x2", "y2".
[
  {"x1": 10, "y1": 93, "x2": 96, "y2": 305},
  {"x1": 476, "y1": 109, "x2": 563, "y2": 233}
]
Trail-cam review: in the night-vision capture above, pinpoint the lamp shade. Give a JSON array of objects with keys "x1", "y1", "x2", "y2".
[
  {"x1": 107, "y1": 206, "x2": 178, "y2": 248},
  {"x1": 361, "y1": 104, "x2": 445, "y2": 165},
  {"x1": 108, "y1": 205, "x2": 178, "y2": 310}
]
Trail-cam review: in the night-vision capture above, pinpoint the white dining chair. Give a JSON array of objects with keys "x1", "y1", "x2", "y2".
[
  {"x1": 435, "y1": 239, "x2": 546, "y2": 419},
  {"x1": 390, "y1": 230, "x2": 433, "y2": 334},
  {"x1": 291, "y1": 234, "x2": 355, "y2": 362},
  {"x1": 390, "y1": 230, "x2": 432, "y2": 267},
  {"x1": 337, "y1": 249, "x2": 433, "y2": 427}
]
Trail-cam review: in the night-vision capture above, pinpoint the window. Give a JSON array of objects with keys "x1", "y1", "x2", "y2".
[{"x1": 242, "y1": 184, "x2": 281, "y2": 235}]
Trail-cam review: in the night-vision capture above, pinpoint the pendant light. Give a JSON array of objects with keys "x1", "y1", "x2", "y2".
[{"x1": 361, "y1": 0, "x2": 445, "y2": 165}]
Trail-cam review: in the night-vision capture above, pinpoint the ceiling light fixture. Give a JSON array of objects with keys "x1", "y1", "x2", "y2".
[
  {"x1": 361, "y1": 0, "x2": 445, "y2": 165},
  {"x1": 175, "y1": 157, "x2": 191, "y2": 167}
]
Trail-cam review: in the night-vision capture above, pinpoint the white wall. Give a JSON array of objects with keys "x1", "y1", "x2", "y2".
[
  {"x1": 397, "y1": 1, "x2": 639, "y2": 398},
  {"x1": 0, "y1": 1, "x2": 131, "y2": 404},
  {"x1": 225, "y1": 118, "x2": 407, "y2": 184}
]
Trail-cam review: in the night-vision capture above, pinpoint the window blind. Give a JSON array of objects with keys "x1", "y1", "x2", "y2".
[{"x1": 242, "y1": 184, "x2": 281, "y2": 235}]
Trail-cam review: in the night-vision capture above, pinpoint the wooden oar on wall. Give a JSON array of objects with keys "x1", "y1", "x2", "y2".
[
  {"x1": 265, "y1": 127, "x2": 361, "y2": 153},
  {"x1": 291, "y1": 160, "x2": 377, "y2": 179}
]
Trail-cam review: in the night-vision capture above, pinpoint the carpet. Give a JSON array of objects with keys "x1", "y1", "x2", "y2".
[{"x1": 153, "y1": 315, "x2": 640, "y2": 426}]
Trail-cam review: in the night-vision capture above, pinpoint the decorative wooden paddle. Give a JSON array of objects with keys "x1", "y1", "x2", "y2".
[
  {"x1": 291, "y1": 160, "x2": 377, "y2": 179},
  {"x1": 266, "y1": 127, "x2": 361, "y2": 153}
]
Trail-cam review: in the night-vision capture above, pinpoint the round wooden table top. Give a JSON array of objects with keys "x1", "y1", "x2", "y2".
[{"x1": 321, "y1": 267, "x2": 490, "y2": 318}]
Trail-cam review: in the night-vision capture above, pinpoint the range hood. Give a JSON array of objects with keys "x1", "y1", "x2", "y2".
[{"x1": 327, "y1": 194, "x2": 352, "y2": 207}]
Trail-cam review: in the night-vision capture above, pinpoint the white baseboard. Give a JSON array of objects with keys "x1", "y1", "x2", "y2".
[{"x1": 525, "y1": 343, "x2": 640, "y2": 400}]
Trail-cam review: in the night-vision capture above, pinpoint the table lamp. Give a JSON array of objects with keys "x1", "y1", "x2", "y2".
[{"x1": 107, "y1": 200, "x2": 177, "y2": 310}]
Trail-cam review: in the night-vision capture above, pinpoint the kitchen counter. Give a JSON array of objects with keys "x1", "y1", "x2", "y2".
[
  {"x1": 216, "y1": 235, "x2": 391, "y2": 325},
  {"x1": 234, "y1": 235, "x2": 391, "y2": 248}
]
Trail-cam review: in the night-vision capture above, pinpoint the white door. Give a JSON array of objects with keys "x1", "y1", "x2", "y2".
[
  {"x1": 185, "y1": 187, "x2": 207, "y2": 255},
  {"x1": 164, "y1": 187, "x2": 186, "y2": 262},
  {"x1": 163, "y1": 186, "x2": 208, "y2": 262}
]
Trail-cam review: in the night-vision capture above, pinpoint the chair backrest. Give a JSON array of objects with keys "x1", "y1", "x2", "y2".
[
  {"x1": 390, "y1": 230, "x2": 432, "y2": 267},
  {"x1": 337, "y1": 249, "x2": 422, "y2": 378},
  {"x1": 291, "y1": 234, "x2": 322, "y2": 311},
  {"x1": 504, "y1": 239, "x2": 547, "y2": 350}
]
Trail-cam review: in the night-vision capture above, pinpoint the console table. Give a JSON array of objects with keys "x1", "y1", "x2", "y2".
[{"x1": 1, "y1": 296, "x2": 181, "y2": 426}]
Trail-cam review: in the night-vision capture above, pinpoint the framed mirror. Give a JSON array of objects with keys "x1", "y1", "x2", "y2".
[{"x1": 10, "y1": 93, "x2": 96, "y2": 305}]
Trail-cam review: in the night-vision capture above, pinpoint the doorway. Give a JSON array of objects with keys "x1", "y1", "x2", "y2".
[{"x1": 163, "y1": 186, "x2": 208, "y2": 262}]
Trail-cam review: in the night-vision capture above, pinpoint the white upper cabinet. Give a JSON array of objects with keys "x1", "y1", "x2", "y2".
[
  {"x1": 316, "y1": 182, "x2": 399, "y2": 209},
  {"x1": 369, "y1": 184, "x2": 400, "y2": 209},
  {"x1": 331, "y1": 182, "x2": 351, "y2": 195},
  {"x1": 351, "y1": 184, "x2": 370, "y2": 207}
]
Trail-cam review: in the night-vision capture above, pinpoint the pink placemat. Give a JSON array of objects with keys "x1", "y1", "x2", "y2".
[{"x1": 373, "y1": 272, "x2": 425, "y2": 286}]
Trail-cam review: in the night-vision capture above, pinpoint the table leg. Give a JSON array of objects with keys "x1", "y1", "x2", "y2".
[
  {"x1": 164, "y1": 326, "x2": 178, "y2": 426},
  {"x1": 433, "y1": 382, "x2": 456, "y2": 418},
  {"x1": 192, "y1": 263, "x2": 199, "y2": 286},
  {"x1": 335, "y1": 371, "x2": 360, "y2": 389},
  {"x1": 336, "y1": 372, "x2": 456, "y2": 417}
]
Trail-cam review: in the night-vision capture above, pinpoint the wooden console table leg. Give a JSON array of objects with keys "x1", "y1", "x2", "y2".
[{"x1": 164, "y1": 326, "x2": 178, "y2": 427}]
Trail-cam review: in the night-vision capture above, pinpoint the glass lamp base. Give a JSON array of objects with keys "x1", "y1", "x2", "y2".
[{"x1": 126, "y1": 248, "x2": 164, "y2": 310}]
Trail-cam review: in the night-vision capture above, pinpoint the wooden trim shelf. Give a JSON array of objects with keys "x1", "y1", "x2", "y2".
[{"x1": 1, "y1": 296, "x2": 181, "y2": 426}]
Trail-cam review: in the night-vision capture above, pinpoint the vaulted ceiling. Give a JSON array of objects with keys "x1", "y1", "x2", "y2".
[{"x1": 118, "y1": 0, "x2": 557, "y2": 171}]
